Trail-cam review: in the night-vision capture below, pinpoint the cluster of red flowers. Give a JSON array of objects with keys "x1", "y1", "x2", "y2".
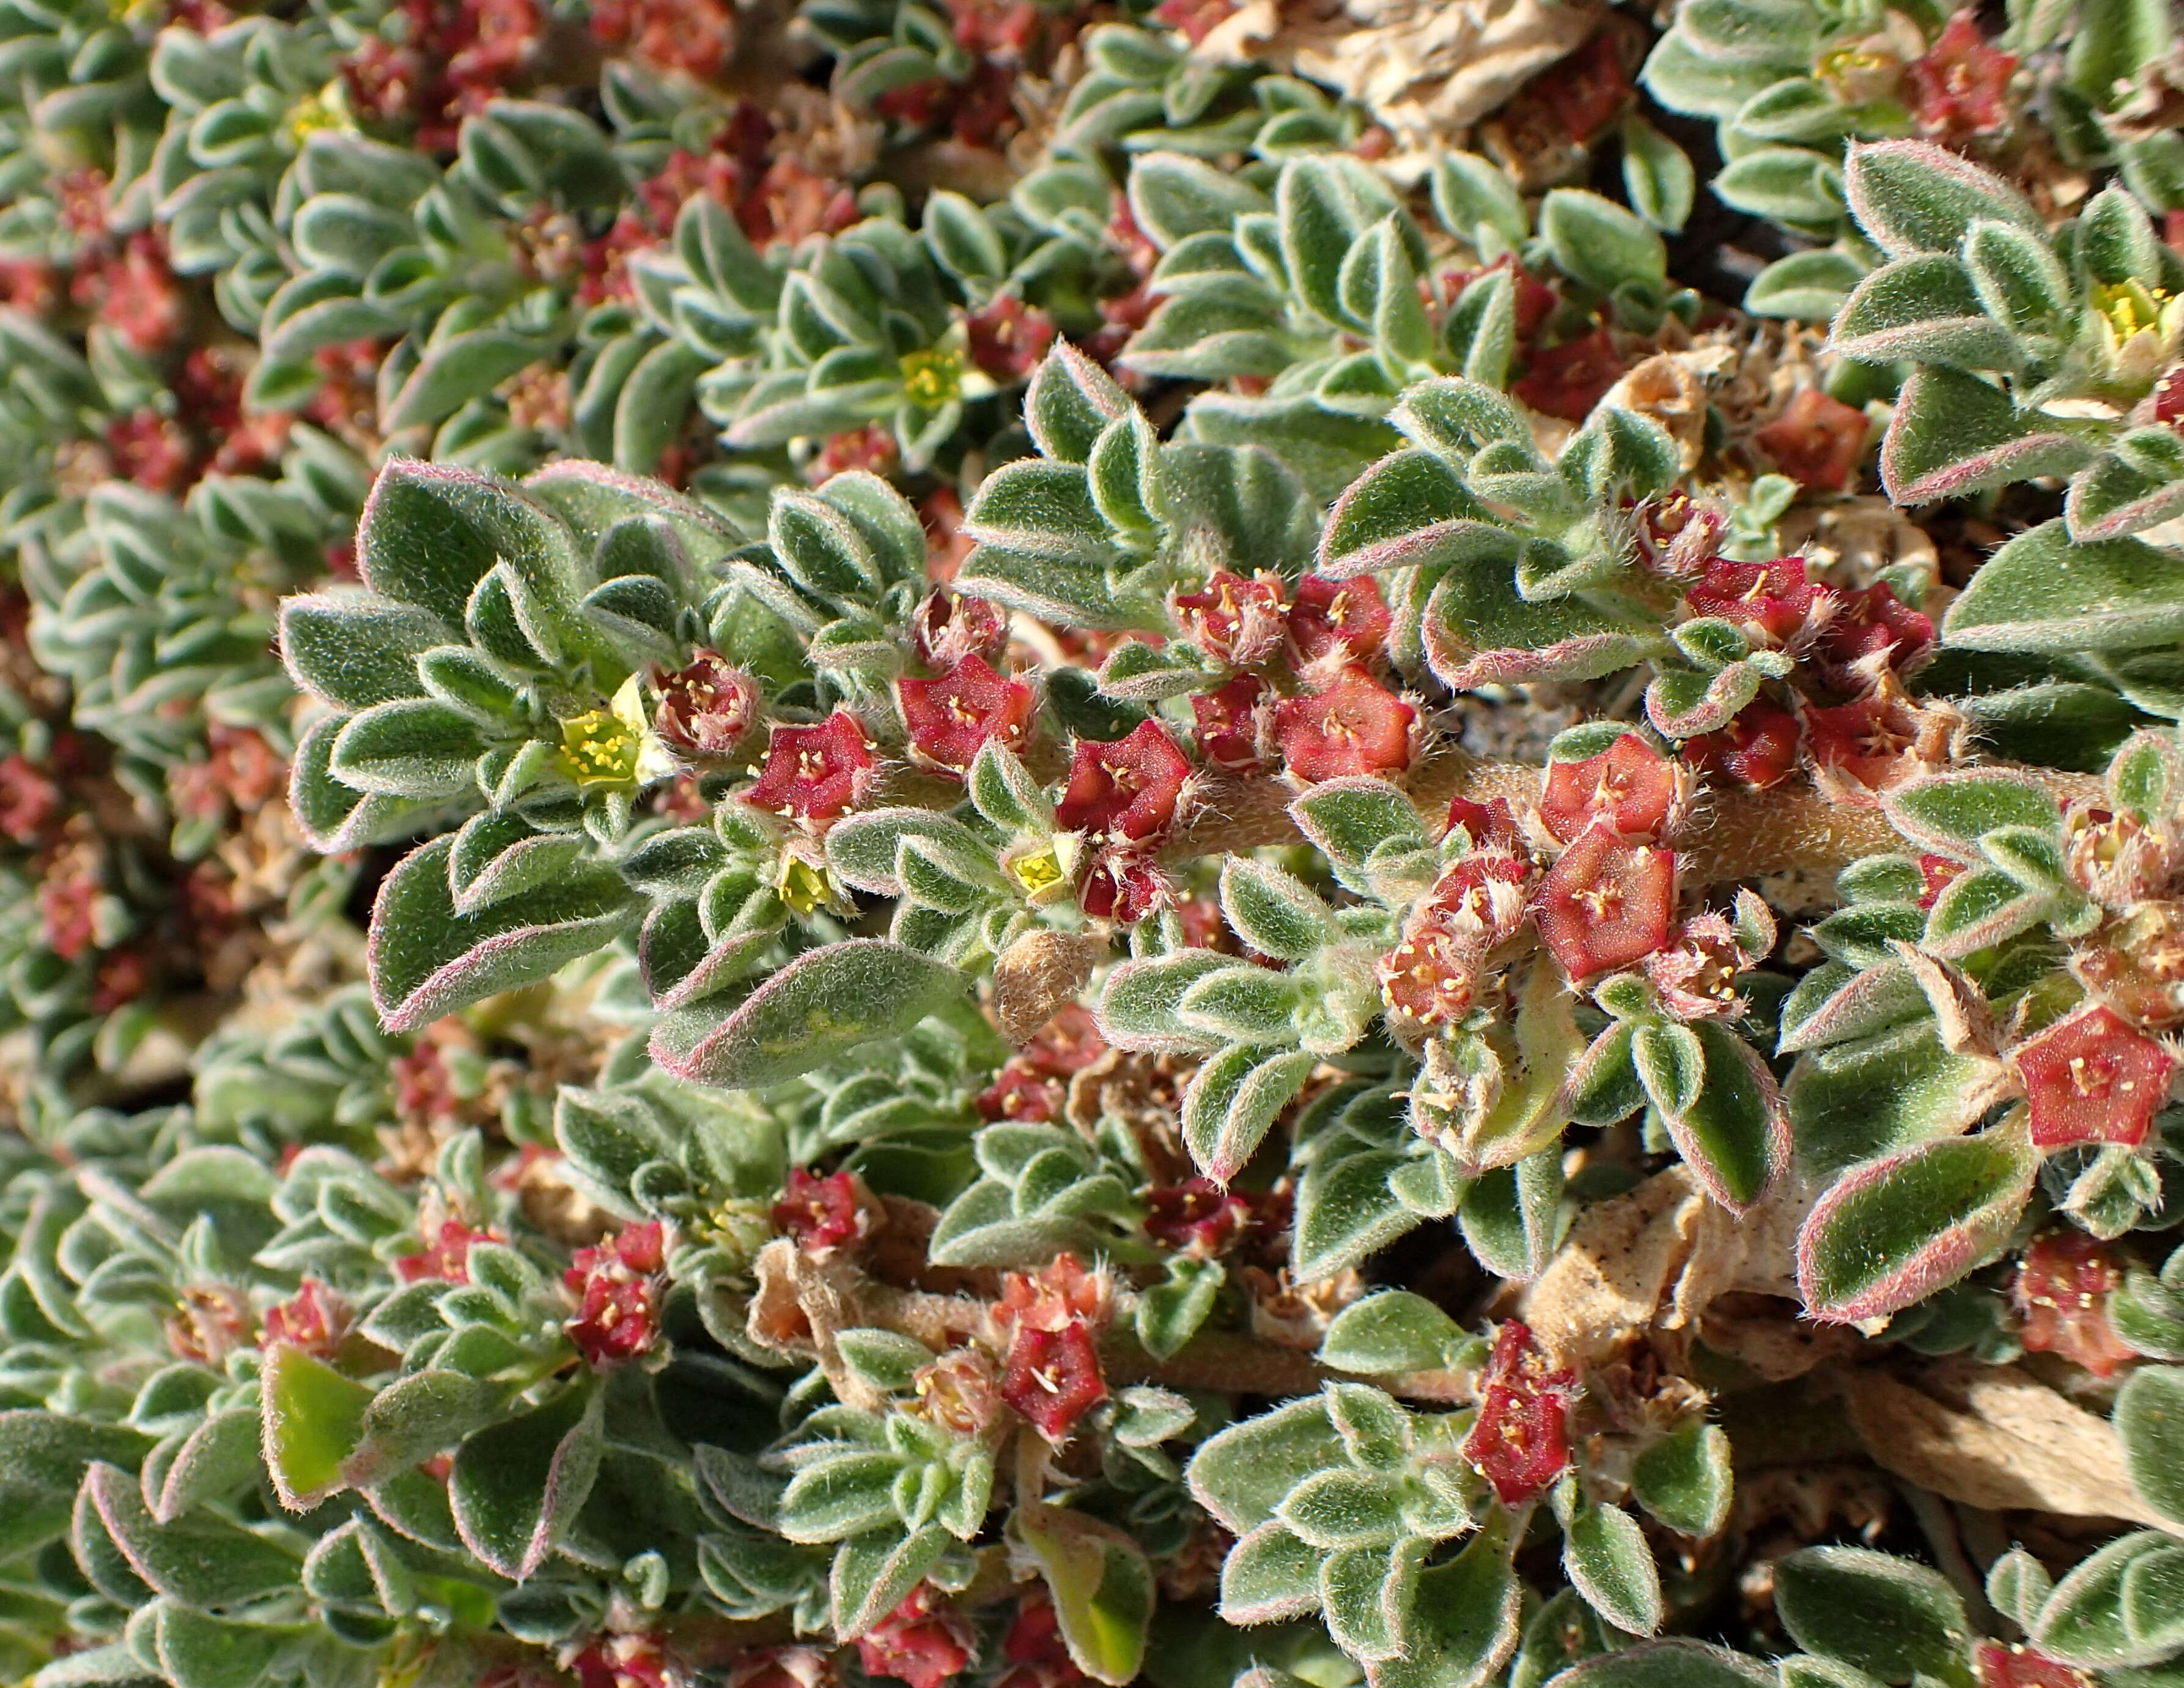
[
  {"x1": 342, "y1": 0, "x2": 544, "y2": 152},
  {"x1": 394, "y1": 1217, "x2": 502, "y2": 1284},
  {"x1": 1461, "y1": 1320, "x2": 1576, "y2": 1505},
  {"x1": 771, "y1": 1168, "x2": 874, "y2": 1256},
  {"x1": 976, "y1": 1003, "x2": 1108, "y2": 1123},
  {"x1": 564, "y1": 1219, "x2": 668, "y2": 1368},
  {"x1": 994, "y1": 1254, "x2": 1110, "y2": 1441},
  {"x1": 856, "y1": 1585, "x2": 974, "y2": 1688}
]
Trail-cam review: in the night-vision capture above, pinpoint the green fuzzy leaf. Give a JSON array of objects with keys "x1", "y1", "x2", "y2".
[
  {"x1": 1219, "y1": 1522, "x2": 1323, "y2": 1626},
  {"x1": 357, "y1": 459, "x2": 589, "y2": 645},
  {"x1": 1320, "y1": 1292, "x2": 1465, "y2": 1375},
  {"x1": 1787, "y1": 1019, "x2": 2007, "y2": 1179},
  {"x1": 2034, "y1": 1530, "x2": 2184, "y2": 1668},
  {"x1": 1746, "y1": 250, "x2": 1869, "y2": 319},
  {"x1": 651, "y1": 939, "x2": 968, "y2": 1088},
  {"x1": 1189, "y1": 1392, "x2": 1344, "y2": 1534},
  {"x1": 1843, "y1": 139, "x2": 2043, "y2": 259},
  {"x1": 1881, "y1": 369, "x2": 2095, "y2": 505},
  {"x1": 779, "y1": 1452, "x2": 905, "y2": 1544},
  {"x1": 830, "y1": 1525, "x2": 948, "y2": 1639},
  {"x1": 1715, "y1": 147, "x2": 1845, "y2": 228},
  {"x1": 1831, "y1": 254, "x2": 2017, "y2": 368},
  {"x1": 1540, "y1": 190, "x2": 1667, "y2": 296},
  {"x1": 1128, "y1": 151, "x2": 1274, "y2": 249},
  {"x1": 1017, "y1": 1503, "x2": 1157, "y2": 1685},
  {"x1": 1294, "y1": 1144, "x2": 1420, "y2": 1281},
  {"x1": 1182, "y1": 1045, "x2": 1316, "y2": 1186},
  {"x1": 449, "y1": 1380, "x2": 604, "y2": 1580},
  {"x1": 1137, "y1": 1256, "x2": 1225, "y2": 1360},
  {"x1": 261, "y1": 1343, "x2": 375, "y2": 1511},
  {"x1": 1431, "y1": 152, "x2": 1529, "y2": 251},
  {"x1": 152, "y1": 1605, "x2": 300, "y2": 1688},
  {"x1": 1098, "y1": 951, "x2": 1235, "y2": 1054},
  {"x1": 369, "y1": 837, "x2": 641, "y2": 1032},
  {"x1": 0, "y1": 1413, "x2": 154, "y2": 1559},
  {"x1": 1219, "y1": 859, "x2": 1334, "y2": 961},
  {"x1": 1458, "y1": 1146, "x2": 1563, "y2": 1281},
  {"x1": 1961, "y1": 217, "x2": 2072, "y2": 336},
  {"x1": 1774, "y1": 1546, "x2": 1969, "y2": 1684},
  {"x1": 1562, "y1": 1498, "x2": 1664, "y2": 1637},
  {"x1": 342, "y1": 1371, "x2": 505, "y2": 1489},
  {"x1": 2116, "y1": 1366, "x2": 2184, "y2": 1525},
  {"x1": 1370, "y1": 1516, "x2": 1521, "y2": 1688},
  {"x1": 280, "y1": 591, "x2": 444, "y2": 709},
  {"x1": 1542, "y1": 1640, "x2": 1773, "y2": 1687},
  {"x1": 1621, "y1": 117, "x2": 1695, "y2": 234},
  {"x1": 82, "y1": 1462, "x2": 300, "y2": 1608},
  {"x1": 1944, "y1": 519, "x2": 2184, "y2": 654},
  {"x1": 328, "y1": 698, "x2": 485, "y2": 801},
  {"x1": 1631, "y1": 1418, "x2": 1733, "y2": 1538},
  {"x1": 1796, "y1": 1131, "x2": 2037, "y2": 1322}
]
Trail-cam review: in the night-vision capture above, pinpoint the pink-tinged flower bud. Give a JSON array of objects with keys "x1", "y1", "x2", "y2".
[
  {"x1": 1631, "y1": 492, "x2": 1724, "y2": 579},
  {"x1": 569, "y1": 1631, "x2": 678, "y2": 1688},
  {"x1": 653, "y1": 651, "x2": 760, "y2": 756},
  {"x1": 1535, "y1": 826, "x2": 1677, "y2": 982},
  {"x1": 911, "y1": 584, "x2": 1008, "y2": 668},
  {"x1": 770, "y1": 1169, "x2": 872, "y2": 1256},
  {"x1": 1191, "y1": 674, "x2": 1275, "y2": 771},
  {"x1": 912, "y1": 1347, "x2": 1002, "y2": 1436},
  {"x1": 2010, "y1": 1003, "x2": 2175, "y2": 1149},
  {"x1": 1538, "y1": 733, "x2": 1682, "y2": 845},
  {"x1": 897, "y1": 653, "x2": 1035, "y2": 774},
  {"x1": 1428, "y1": 854, "x2": 1535, "y2": 949},
  {"x1": 563, "y1": 1220, "x2": 668, "y2": 1369},
  {"x1": 721, "y1": 1646, "x2": 836, "y2": 1688},
  {"x1": 1288, "y1": 573, "x2": 1392, "y2": 670},
  {"x1": 2072, "y1": 900, "x2": 2184, "y2": 1031},
  {"x1": 1274, "y1": 665, "x2": 1417, "y2": 783},
  {"x1": 965, "y1": 294, "x2": 1058, "y2": 383},
  {"x1": 395, "y1": 1220, "x2": 500, "y2": 1285},
  {"x1": 1055, "y1": 720, "x2": 1194, "y2": 843},
  {"x1": 745, "y1": 711, "x2": 877, "y2": 824},
  {"x1": 1683, "y1": 555, "x2": 1829, "y2": 647},
  {"x1": 1002, "y1": 1319, "x2": 1107, "y2": 1440},
  {"x1": 2012, "y1": 1231, "x2": 2136, "y2": 1378},
  {"x1": 1907, "y1": 13, "x2": 2017, "y2": 143},
  {"x1": 856, "y1": 1587, "x2": 974, "y2": 1688},
  {"x1": 1461, "y1": 1320, "x2": 1576, "y2": 1505},
  {"x1": 1754, "y1": 389, "x2": 1872, "y2": 491},
  {"x1": 1644, "y1": 911, "x2": 1760, "y2": 1021},
  {"x1": 976, "y1": 1062, "x2": 1066, "y2": 1122},
  {"x1": 1171, "y1": 571, "x2": 1288, "y2": 668},
  {"x1": 1144, "y1": 1178, "x2": 1252, "y2": 1259},
  {"x1": 1444, "y1": 794, "x2": 1526, "y2": 853},
  {"x1": 1974, "y1": 1643, "x2": 2093, "y2": 1688},
  {"x1": 1680, "y1": 703, "x2": 1801, "y2": 791},
  {"x1": 2064, "y1": 801, "x2": 2177, "y2": 910},
  {"x1": 1804, "y1": 689, "x2": 1961, "y2": 798},
  {"x1": 263, "y1": 1280, "x2": 348, "y2": 1358},
  {"x1": 0, "y1": 753, "x2": 61, "y2": 845},
  {"x1": 1378, "y1": 920, "x2": 1486, "y2": 1034},
  {"x1": 2155, "y1": 368, "x2": 2184, "y2": 429},
  {"x1": 1513, "y1": 330, "x2": 1627, "y2": 423}
]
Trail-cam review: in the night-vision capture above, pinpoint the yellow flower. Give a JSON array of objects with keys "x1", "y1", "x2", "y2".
[
  {"x1": 559, "y1": 674, "x2": 675, "y2": 790},
  {"x1": 1009, "y1": 847, "x2": 1064, "y2": 895},
  {"x1": 899, "y1": 346, "x2": 963, "y2": 409},
  {"x1": 286, "y1": 82, "x2": 355, "y2": 146},
  {"x1": 776, "y1": 852, "x2": 834, "y2": 916}
]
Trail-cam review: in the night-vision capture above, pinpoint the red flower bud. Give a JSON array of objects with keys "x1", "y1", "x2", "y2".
[
  {"x1": 1631, "y1": 492, "x2": 1724, "y2": 579},
  {"x1": 1056, "y1": 720, "x2": 1193, "y2": 843},
  {"x1": 263, "y1": 1279, "x2": 348, "y2": 1357},
  {"x1": 1538, "y1": 733, "x2": 1679, "y2": 845},
  {"x1": 745, "y1": 711, "x2": 877, "y2": 824},
  {"x1": 1461, "y1": 1320, "x2": 1576, "y2": 1505},
  {"x1": 1274, "y1": 665, "x2": 1416, "y2": 783},
  {"x1": 1818, "y1": 582, "x2": 1935, "y2": 680},
  {"x1": 912, "y1": 584, "x2": 1008, "y2": 668},
  {"x1": 976, "y1": 1062, "x2": 1066, "y2": 1122},
  {"x1": 2010, "y1": 1003, "x2": 2174, "y2": 1149},
  {"x1": 898, "y1": 654, "x2": 1035, "y2": 774},
  {"x1": 1535, "y1": 824, "x2": 1677, "y2": 981},
  {"x1": 1079, "y1": 848, "x2": 1171, "y2": 923},
  {"x1": 1908, "y1": 12, "x2": 2017, "y2": 143},
  {"x1": 0, "y1": 753, "x2": 61, "y2": 845},
  {"x1": 395, "y1": 1220, "x2": 500, "y2": 1285},
  {"x1": 1917, "y1": 853, "x2": 1963, "y2": 910},
  {"x1": 1288, "y1": 573, "x2": 1392, "y2": 670},
  {"x1": 1378, "y1": 919, "x2": 1485, "y2": 1032},
  {"x1": 1002, "y1": 1319, "x2": 1107, "y2": 1440},
  {"x1": 654, "y1": 652, "x2": 760, "y2": 756},
  {"x1": 1444, "y1": 794, "x2": 1526, "y2": 853},
  {"x1": 1534, "y1": 31, "x2": 1630, "y2": 140},
  {"x1": 966, "y1": 295, "x2": 1058, "y2": 383},
  {"x1": 2012, "y1": 1231, "x2": 2136, "y2": 1378},
  {"x1": 1975, "y1": 1643, "x2": 2093, "y2": 1688},
  {"x1": 1754, "y1": 389, "x2": 1870, "y2": 492},
  {"x1": 1144, "y1": 1177, "x2": 1252, "y2": 1258},
  {"x1": 1680, "y1": 703, "x2": 1801, "y2": 791},
  {"x1": 570, "y1": 1632, "x2": 678, "y2": 1688}
]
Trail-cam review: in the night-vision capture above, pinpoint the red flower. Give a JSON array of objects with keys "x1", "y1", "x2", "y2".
[
  {"x1": 1461, "y1": 1320, "x2": 1576, "y2": 1505},
  {"x1": 911, "y1": 1347, "x2": 1002, "y2": 1435},
  {"x1": 570, "y1": 1632, "x2": 677, "y2": 1688},
  {"x1": 1078, "y1": 848, "x2": 1170, "y2": 923},
  {"x1": 1681, "y1": 703, "x2": 1801, "y2": 791},
  {"x1": 72, "y1": 233, "x2": 183, "y2": 355},
  {"x1": 91, "y1": 949, "x2": 150, "y2": 1013},
  {"x1": 1425, "y1": 854, "x2": 1535, "y2": 948},
  {"x1": 1538, "y1": 733, "x2": 1680, "y2": 845},
  {"x1": 1644, "y1": 911, "x2": 1760, "y2": 1021},
  {"x1": 1055, "y1": 720, "x2": 1193, "y2": 843},
  {"x1": 772, "y1": 1169, "x2": 871, "y2": 1255},
  {"x1": 997, "y1": 1253, "x2": 1112, "y2": 1331},
  {"x1": 1288, "y1": 573, "x2": 1392, "y2": 670},
  {"x1": 2011, "y1": 1003, "x2": 2174, "y2": 1149},
  {"x1": 1513, "y1": 330, "x2": 1626, "y2": 423},
  {"x1": 1173, "y1": 571, "x2": 1288, "y2": 668},
  {"x1": 564, "y1": 1220, "x2": 667, "y2": 1369},
  {"x1": 1534, "y1": 31, "x2": 1630, "y2": 141},
  {"x1": 1145, "y1": 1178, "x2": 1252, "y2": 1257},
  {"x1": 741, "y1": 157, "x2": 858, "y2": 248},
  {"x1": 911, "y1": 584, "x2": 1008, "y2": 668},
  {"x1": 654, "y1": 652, "x2": 760, "y2": 757},
  {"x1": 1804, "y1": 692, "x2": 1950, "y2": 796},
  {"x1": 394, "y1": 1220, "x2": 499, "y2": 1284},
  {"x1": 105, "y1": 411, "x2": 196, "y2": 494},
  {"x1": 1273, "y1": 665, "x2": 1416, "y2": 783},
  {"x1": 589, "y1": 0, "x2": 732, "y2": 76},
  {"x1": 1378, "y1": 917, "x2": 1485, "y2": 1032},
  {"x1": 1002, "y1": 1320, "x2": 1107, "y2": 1440},
  {"x1": 898, "y1": 654, "x2": 1036, "y2": 774},
  {"x1": 1916, "y1": 853, "x2": 1963, "y2": 910},
  {"x1": 745, "y1": 711, "x2": 877, "y2": 824},
  {"x1": 1818, "y1": 582, "x2": 1936, "y2": 681},
  {"x1": 966, "y1": 295, "x2": 1058, "y2": 383},
  {"x1": 264, "y1": 1280, "x2": 348, "y2": 1357},
  {"x1": 1974, "y1": 1644, "x2": 2093, "y2": 1688},
  {"x1": 1908, "y1": 12, "x2": 2017, "y2": 143},
  {"x1": 0, "y1": 259, "x2": 57, "y2": 316},
  {"x1": 39, "y1": 870, "x2": 99, "y2": 963},
  {"x1": 1754, "y1": 389, "x2": 1870, "y2": 492},
  {"x1": 1444, "y1": 794, "x2": 1525, "y2": 853},
  {"x1": 2012, "y1": 1231, "x2": 2136, "y2": 1378},
  {"x1": 1535, "y1": 825, "x2": 1677, "y2": 980},
  {"x1": 1022, "y1": 1002, "x2": 1108, "y2": 1075},
  {"x1": 1153, "y1": 0, "x2": 1238, "y2": 44},
  {"x1": 1191, "y1": 674, "x2": 1274, "y2": 771},
  {"x1": 976, "y1": 1062, "x2": 1066, "y2": 1122},
  {"x1": 811, "y1": 423, "x2": 899, "y2": 482},
  {"x1": 857, "y1": 1587, "x2": 974, "y2": 1688},
  {"x1": 1683, "y1": 555, "x2": 1827, "y2": 646},
  {"x1": 0, "y1": 753, "x2": 61, "y2": 845}
]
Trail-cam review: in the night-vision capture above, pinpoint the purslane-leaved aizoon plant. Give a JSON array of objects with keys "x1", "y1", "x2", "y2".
[{"x1": 5, "y1": 0, "x2": 2184, "y2": 1684}]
